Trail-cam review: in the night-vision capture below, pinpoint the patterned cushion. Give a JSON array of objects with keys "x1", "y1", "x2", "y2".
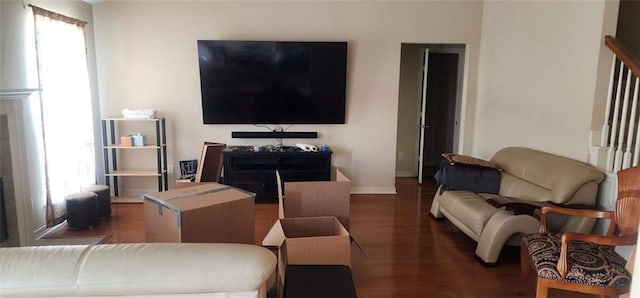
[{"x1": 522, "y1": 233, "x2": 631, "y2": 287}]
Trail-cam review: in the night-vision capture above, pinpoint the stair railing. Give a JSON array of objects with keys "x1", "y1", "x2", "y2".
[{"x1": 601, "y1": 35, "x2": 640, "y2": 173}]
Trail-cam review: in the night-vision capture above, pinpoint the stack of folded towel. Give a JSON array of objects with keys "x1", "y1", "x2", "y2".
[{"x1": 122, "y1": 108, "x2": 157, "y2": 119}]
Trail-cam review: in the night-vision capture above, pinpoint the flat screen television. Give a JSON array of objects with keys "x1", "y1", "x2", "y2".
[{"x1": 197, "y1": 40, "x2": 347, "y2": 124}]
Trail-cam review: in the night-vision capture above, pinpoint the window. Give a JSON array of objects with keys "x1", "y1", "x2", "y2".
[{"x1": 31, "y1": 6, "x2": 95, "y2": 227}]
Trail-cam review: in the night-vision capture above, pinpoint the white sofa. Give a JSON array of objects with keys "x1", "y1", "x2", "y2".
[
  {"x1": 0, "y1": 243, "x2": 276, "y2": 297},
  {"x1": 430, "y1": 147, "x2": 605, "y2": 265}
]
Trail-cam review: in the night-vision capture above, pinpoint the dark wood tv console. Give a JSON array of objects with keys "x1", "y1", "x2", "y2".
[{"x1": 222, "y1": 146, "x2": 332, "y2": 202}]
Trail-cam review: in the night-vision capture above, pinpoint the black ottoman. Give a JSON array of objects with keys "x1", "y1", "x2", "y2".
[
  {"x1": 284, "y1": 265, "x2": 357, "y2": 298},
  {"x1": 65, "y1": 191, "x2": 99, "y2": 230},
  {"x1": 84, "y1": 184, "x2": 111, "y2": 220}
]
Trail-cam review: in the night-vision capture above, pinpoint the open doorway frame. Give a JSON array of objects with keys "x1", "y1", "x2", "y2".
[{"x1": 395, "y1": 43, "x2": 466, "y2": 184}]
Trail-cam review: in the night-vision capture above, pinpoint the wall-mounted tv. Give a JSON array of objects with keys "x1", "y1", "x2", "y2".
[{"x1": 197, "y1": 40, "x2": 347, "y2": 124}]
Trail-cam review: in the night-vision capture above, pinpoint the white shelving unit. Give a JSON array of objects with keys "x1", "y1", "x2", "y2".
[{"x1": 101, "y1": 118, "x2": 168, "y2": 199}]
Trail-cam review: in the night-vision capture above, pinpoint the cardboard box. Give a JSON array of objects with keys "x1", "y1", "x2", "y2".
[
  {"x1": 131, "y1": 134, "x2": 145, "y2": 146},
  {"x1": 142, "y1": 183, "x2": 255, "y2": 244},
  {"x1": 262, "y1": 216, "x2": 352, "y2": 298},
  {"x1": 174, "y1": 181, "x2": 211, "y2": 189},
  {"x1": 279, "y1": 169, "x2": 351, "y2": 230},
  {"x1": 263, "y1": 216, "x2": 351, "y2": 266},
  {"x1": 120, "y1": 136, "x2": 132, "y2": 147}
]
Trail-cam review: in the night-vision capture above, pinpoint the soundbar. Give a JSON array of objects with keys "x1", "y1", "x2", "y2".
[{"x1": 232, "y1": 131, "x2": 318, "y2": 139}]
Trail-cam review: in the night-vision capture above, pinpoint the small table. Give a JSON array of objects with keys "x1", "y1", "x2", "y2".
[{"x1": 284, "y1": 265, "x2": 357, "y2": 298}]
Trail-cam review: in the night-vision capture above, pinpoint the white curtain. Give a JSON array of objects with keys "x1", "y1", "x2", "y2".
[{"x1": 32, "y1": 7, "x2": 95, "y2": 227}]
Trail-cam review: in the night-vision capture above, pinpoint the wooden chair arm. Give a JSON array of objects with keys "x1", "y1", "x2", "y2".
[
  {"x1": 538, "y1": 206, "x2": 614, "y2": 233},
  {"x1": 556, "y1": 232, "x2": 638, "y2": 277},
  {"x1": 562, "y1": 232, "x2": 637, "y2": 247}
]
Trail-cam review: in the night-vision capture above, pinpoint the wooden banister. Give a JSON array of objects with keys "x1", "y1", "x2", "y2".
[{"x1": 605, "y1": 35, "x2": 640, "y2": 78}]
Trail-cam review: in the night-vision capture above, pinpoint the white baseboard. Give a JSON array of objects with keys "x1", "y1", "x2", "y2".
[
  {"x1": 124, "y1": 186, "x2": 400, "y2": 196},
  {"x1": 351, "y1": 186, "x2": 397, "y2": 195},
  {"x1": 123, "y1": 187, "x2": 399, "y2": 196}
]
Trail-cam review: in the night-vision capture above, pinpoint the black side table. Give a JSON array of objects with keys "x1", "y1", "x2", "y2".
[{"x1": 284, "y1": 265, "x2": 357, "y2": 298}]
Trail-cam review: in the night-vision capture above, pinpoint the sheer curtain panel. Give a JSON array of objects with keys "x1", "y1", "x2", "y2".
[{"x1": 31, "y1": 6, "x2": 95, "y2": 227}]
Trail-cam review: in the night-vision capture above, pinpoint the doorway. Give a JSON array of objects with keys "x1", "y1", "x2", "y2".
[{"x1": 395, "y1": 44, "x2": 466, "y2": 184}]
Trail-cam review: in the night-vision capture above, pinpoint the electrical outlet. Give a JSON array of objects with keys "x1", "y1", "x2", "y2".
[
  {"x1": 398, "y1": 152, "x2": 404, "y2": 160},
  {"x1": 167, "y1": 165, "x2": 174, "y2": 174}
]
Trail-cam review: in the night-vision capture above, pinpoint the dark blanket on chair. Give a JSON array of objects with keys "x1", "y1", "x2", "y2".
[{"x1": 434, "y1": 160, "x2": 500, "y2": 195}]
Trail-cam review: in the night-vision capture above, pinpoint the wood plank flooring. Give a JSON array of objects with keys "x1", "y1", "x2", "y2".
[{"x1": 57, "y1": 178, "x2": 593, "y2": 297}]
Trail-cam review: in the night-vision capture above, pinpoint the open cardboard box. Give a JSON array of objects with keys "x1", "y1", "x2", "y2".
[
  {"x1": 265, "y1": 169, "x2": 361, "y2": 296},
  {"x1": 263, "y1": 216, "x2": 351, "y2": 266},
  {"x1": 262, "y1": 216, "x2": 352, "y2": 297},
  {"x1": 142, "y1": 183, "x2": 255, "y2": 244},
  {"x1": 278, "y1": 169, "x2": 351, "y2": 230}
]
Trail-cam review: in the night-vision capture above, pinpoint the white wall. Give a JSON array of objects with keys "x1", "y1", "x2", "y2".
[
  {"x1": 1, "y1": 1, "x2": 31, "y2": 90},
  {"x1": 2, "y1": 0, "x2": 619, "y2": 202},
  {"x1": 92, "y1": 1, "x2": 484, "y2": 194},
  {"x1": 1, "y1": 0, "x2": 99, "y2": 242},
  {"x1": 474, "y1": 0, "x2": 615, "y2": 161}
]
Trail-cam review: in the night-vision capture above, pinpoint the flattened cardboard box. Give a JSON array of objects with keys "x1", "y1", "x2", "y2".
[
  {"x1": 279, "y1": 169, "x2": 351, "y2": 230},
  {"x1": 143, "y1": 183, "x2": 255, "y2": 244}
]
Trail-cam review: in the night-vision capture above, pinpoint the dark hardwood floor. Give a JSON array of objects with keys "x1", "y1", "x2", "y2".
[{"x1": 55, "y1": 178, "x2": 593, "y2": 297}]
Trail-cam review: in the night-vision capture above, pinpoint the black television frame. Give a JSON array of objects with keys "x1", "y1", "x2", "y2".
[{"x1": 197, "y1": 40, "x2": 348, "y2": 125}]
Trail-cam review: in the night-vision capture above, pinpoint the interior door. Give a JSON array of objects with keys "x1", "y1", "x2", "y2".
[
  {"x1": 417, "y1": 49, "x2": 429, "y2": 184},
  {"x1": 418, "y1": 52, "x2": 459, "y2": 184}
]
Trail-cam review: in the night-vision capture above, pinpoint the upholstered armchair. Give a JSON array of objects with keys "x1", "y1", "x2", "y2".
[{"x1": 521, "y1": 166, "x2": 640, "y2": 297}]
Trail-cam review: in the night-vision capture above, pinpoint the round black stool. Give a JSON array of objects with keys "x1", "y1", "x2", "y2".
[
  {"x1": 65, "y1": 191, "x2": 99, "y2": 230},
  {"x1": 84, "y1": 184, "x2": 111, "y2": 220}
]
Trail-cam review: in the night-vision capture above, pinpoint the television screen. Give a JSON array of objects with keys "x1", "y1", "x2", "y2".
[{"x1": 197, "y1": 40, "x2": 347, "y2": 124}]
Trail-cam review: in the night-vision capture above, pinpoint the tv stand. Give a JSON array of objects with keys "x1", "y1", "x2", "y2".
[{"x1": 222, "y1": 146, "x2": 332, "y2": 202}]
